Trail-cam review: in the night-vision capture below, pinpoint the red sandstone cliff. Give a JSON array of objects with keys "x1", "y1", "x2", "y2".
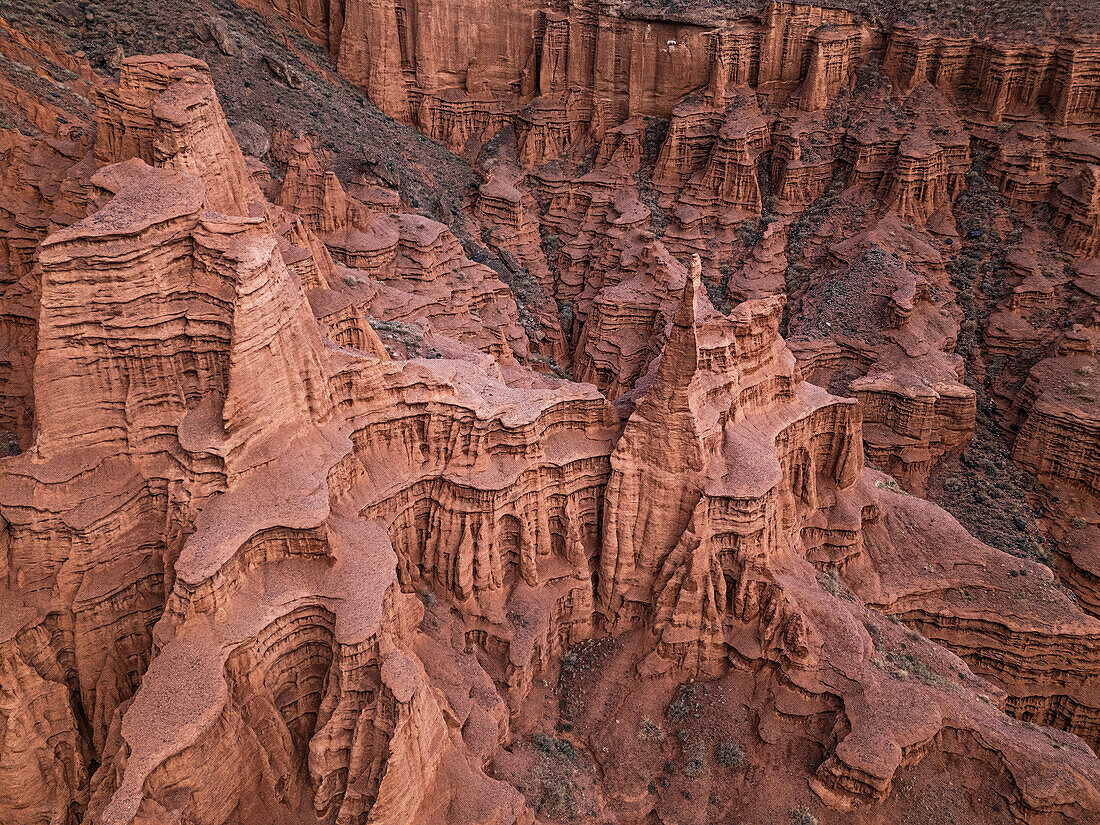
[{"x1": 1, "y1": 1, "x2": 1100, "y2": 824}]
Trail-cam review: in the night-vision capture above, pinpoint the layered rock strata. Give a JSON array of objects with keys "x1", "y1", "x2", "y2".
[
  {"x1": 1011, "y1": 348, "x2": 1100, "y2": 619},
  {"x1": 1, "y1": 0, "x2": 1100, "y2": 821},
  {"x1": 277, "y1": 140, "x2": 536, "y2": 361},
  {"x1": 244, "y1": 0, "x2": 1098, "y2": 501},
  {"x1": 598, "y1": 268, "x2": 1100, "y2": 814},
  {"x1": 788, "y1": 214, "x2": 975, "y2": 494},
  {"x1": 0, "y1": 52, "x2": 611, "y2": 825}
]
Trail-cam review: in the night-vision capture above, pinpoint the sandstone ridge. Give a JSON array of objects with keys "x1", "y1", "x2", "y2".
[{"x1": 0, "y1": 2, "x2": 1099, "y2": 824}]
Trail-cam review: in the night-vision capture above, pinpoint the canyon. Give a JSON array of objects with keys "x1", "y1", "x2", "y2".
[{"x1": 0, "y1": 0, "x2": 1098, "y2": 823}]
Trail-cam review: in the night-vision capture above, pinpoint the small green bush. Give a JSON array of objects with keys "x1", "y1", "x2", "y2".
[{"x1": 680, "y1": 735, "x2": 707, "y2": 778}]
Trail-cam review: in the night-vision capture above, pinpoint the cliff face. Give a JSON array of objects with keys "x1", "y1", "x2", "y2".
[
  {"x1": 259, "y1": 0, "x2": 1100, "y2": 146},
  {"x1": 252, "y1": 0, "x2": 1100, "y2": 495},
  {"x1": 0, "y1": 50, "x2": 611, "y2": 825},
  {"x1": 597, "y1": 265, "x2": 1100, "y2": 813},
  {"x1": 1, "y1": 1, "x2": 1100, "y2": 824}
]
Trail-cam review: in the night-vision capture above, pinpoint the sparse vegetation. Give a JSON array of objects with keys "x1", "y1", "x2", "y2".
[
  {"x1": 557, "y1": 300, "x2": 574, "y2": 337},
  {"x1": 738, "y1": 216, "x2": 766, "y2": 247},
  {"x1": 928, "y1": 157, "x2": 1059, "y2": 570},
  {"x1": 638, "y1": 717, "x2": 666, "y2": 742},
  {"x1": 789, "y1": 804, "x2": 818, "y2": 825},
  {"x1": 704, "y1": 278, "x2": 732, "y2": 315},
  {"x1": 1067, "y1": 381, "x2": 1096, "y2": 404},
  {"x1": 537, "y1": 776, "x2": 577, "y2": 818},
  {"x1": 540, "y1": 229, "x2": 560, "y2": 255},
  {"x1": 874, "y1": 476, "x2": 908, "y2": 496},
  {"x1": 716, "y1": 740, "x2": 744, "y2": 768},
  {"x1": 367, "y1": 317, "x2": 442, "y2": 359},
  {"x1": 820, "y1": 570, "x2": 845, "y2": 597},
  {"x1": 533, "y1": 733, "x2": 577, "y2": 761},
  {"x1": 666, "y1": 684, "x2": 702, "y2": 722},
  {"x1": 675, "y1": 728, "x2": 708, "y2": 777},
  {"x1": 872, "y1": 650, "x2": 945, "y2": 686},
  {"x1": 681, "y1": 743, "x2": 707, "y2": 777},
  {"x1": 635, "y1": 117, "x2": 670, "y2": 236}
]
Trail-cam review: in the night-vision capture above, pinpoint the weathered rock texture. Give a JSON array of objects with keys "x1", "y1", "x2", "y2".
[
  {"x1": 2, "y1": 0, "x2": 1100, "y2": 823},
  {"x1": 597, "y1": 265, "x2": 1100, "y2": 816},
  {"x1": 249, "y1": 0, "x2": 1099, "y2": 495},
  {"x1": 0, "y1": 51, "x2": 602, "y2": 825}
]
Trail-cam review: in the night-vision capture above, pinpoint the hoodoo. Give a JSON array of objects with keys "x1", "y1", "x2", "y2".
[{"x1": 0, "y1": 0, "x2": 1098, "y2": 823}]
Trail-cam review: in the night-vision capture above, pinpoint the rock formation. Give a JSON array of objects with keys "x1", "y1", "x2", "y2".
[
  {"x1": 250, "y1": 0, "x2": 1033, "y2": 488},
  {"x1": 788, "y1": 213, "x2": 975, "y2": 493},
  {"x1": 1011, "y1": 346, "x2": 1100, "y2": 619},
  {"x1": 1, "y1": 0, "x2": 1100, "y2": 823},
  {"x1": 598, "y1": 263, "x2": 1100, "y2": 814},
  {"x1": 1, "y1": 50, "x2": 612, "y2": 825}
]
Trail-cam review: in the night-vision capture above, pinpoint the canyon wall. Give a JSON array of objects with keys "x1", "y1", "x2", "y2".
[
  {"x1": 249, "y1": 0, "x2": 1100, "y2": 494},
  {"x1": 258, "y1": 0, "x2": 1100, "y2": 149},
  {"x1": 0, "y1": 1, "x2": 1099, "y2": 824}
]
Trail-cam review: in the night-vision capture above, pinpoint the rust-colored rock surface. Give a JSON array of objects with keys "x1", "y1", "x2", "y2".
[
  {"x1": 1, "y1": 0, "x2": 1100, "y2": 823},
  {"x1": 249, "y1": 0, "x2": 1097, "y2": 492}
]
